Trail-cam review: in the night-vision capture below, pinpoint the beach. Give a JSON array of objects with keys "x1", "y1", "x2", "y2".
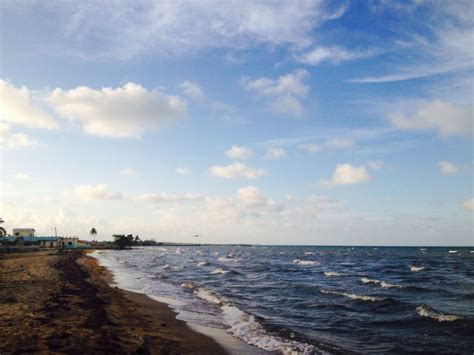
[{"x1": 0, "y1": 250, "x2": 225, "y2": 354}]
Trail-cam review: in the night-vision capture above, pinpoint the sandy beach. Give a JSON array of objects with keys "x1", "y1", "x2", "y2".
[{"x1": 0, "y1": 250, "x2": 225, "y2": 354}]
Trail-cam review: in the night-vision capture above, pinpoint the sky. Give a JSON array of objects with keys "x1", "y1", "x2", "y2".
[{"x1": 0, "y1": 0, "x2": 472, "y2": 246}]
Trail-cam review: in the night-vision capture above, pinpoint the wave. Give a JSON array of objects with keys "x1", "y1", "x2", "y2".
[
  {"x1": 210, "y1": 268, "x2": 230, "y2": 275},
  {"x1": 162, "y1": 264, "x2": 170, "y2": 270},
  {"x1": 361, "y1": 277, "x2": 403, "y2": 289},
  {"x1": 409, "y1": 265, "x2": 425, "y2": 272},
  {"x1": 293, "y1": 259, "x2": 319, "y2": 266},
  {"x1": 304, "y1": 252, "x2": 315, "y2": 255},
  {"x1": 320, "y1": 289, "x2": 385, "y2": 302},
  {"x1": 416, "y1": 305, "x2": 461, "y2": 322},
  {"x1": 195, "y1": 288, "x2": 224, "y2": 305},
  {"x1": 218, "y1": 257, "x2": 239, "y2": 262},
  {"x1": 181, "y1": 282, "x2": 194, "y2": 290},
  {"x1": 449, "y1": 250, "x2": 458, "y2": 254},
  {"x1": 324, "y1": 272, "x2": 345, "y2": 277},
  {"x1": 197, "y1": 261, "x2": 209, "y2": 266},
  {"x1": 196, "y1": 288, "x2": 316, "y2": 354}
]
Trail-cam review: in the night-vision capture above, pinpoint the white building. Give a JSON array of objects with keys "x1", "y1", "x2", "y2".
[{"x1": 12, "y1": 228, "x2": 35, "y2": 237}]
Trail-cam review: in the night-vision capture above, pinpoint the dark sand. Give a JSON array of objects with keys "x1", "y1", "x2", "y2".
[{"x1": 0, "y1": 250, "x2": 225, "y2": 354}]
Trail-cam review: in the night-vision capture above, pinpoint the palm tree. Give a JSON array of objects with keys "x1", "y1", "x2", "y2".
[{"x1": 90, "y1": 228, "x2": 97, "y2": 243}]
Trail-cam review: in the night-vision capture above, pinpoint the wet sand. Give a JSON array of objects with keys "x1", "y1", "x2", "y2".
[{"x1": 0, "y1": 250, "x2": 225, "y2": 354}]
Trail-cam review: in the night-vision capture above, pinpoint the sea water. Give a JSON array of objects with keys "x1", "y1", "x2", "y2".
[{"x1": 92, "y1": 246, "x2": 474, "y2": 353}]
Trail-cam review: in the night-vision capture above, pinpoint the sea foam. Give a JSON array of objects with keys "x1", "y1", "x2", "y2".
[
  {"x1": 210, "y1": 268, "x2": 230, "y2": 275},
  {"x1": 324, "y1": 272, "x2": 345, "y2": 277},
  {"x1": 196, "y1": 288, "x2": 316, "y2": 354},
  {"x1": 409, "y1": 265, "x2": 425, "y2": 272},
  {"x1": 361, "y1": 277, "x2": 403, "y2": 289},
  {"x1": 416, "y1": 305, "x2": 461, "y2": 322},
  {"x1": 293, "y1": 259, "x2": 319, "y2": 266},
  {"x1": 320, "y1": 289, "x2": 385, "y2": 302}
]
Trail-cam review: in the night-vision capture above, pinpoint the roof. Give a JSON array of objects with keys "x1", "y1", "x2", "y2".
[{"x1": 2, "y1": 236, "x2": 60, "y2": 242}]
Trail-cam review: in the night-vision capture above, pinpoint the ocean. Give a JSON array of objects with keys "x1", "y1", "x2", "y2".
[{"x1": 92, "y1": 246, "x2": 474, "y2": 354}]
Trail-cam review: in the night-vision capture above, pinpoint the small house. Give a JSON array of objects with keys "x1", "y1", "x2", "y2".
[{"x1": 12, "y1": 228, "x2": 35, "y2": 237}]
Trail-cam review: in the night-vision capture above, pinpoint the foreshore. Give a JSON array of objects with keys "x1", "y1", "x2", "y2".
[{"x1": 0, "y1": 250, "x2": 225, "y2": 354}]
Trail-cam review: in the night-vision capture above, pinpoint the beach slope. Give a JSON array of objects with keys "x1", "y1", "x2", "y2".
[{"x1": 0, "y1": 250, "x2": 225, "y2": 354}]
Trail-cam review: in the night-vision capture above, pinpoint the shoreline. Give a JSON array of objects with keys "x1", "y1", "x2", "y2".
[
  {"x1": 0, "y1": 250, "x2": 226, "y2": 354},
  {"x1": 90, "y1": 250, "x2": 268, "y2": 355}
]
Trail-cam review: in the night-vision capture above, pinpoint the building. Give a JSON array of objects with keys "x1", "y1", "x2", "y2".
[
  {"x1": 12, "y1": 228, "x2": 35, "y2": 237},
  {"x1": 0, "y1": 229, "x2": 92, "y2": 250},
  {"x1": 62, "y1": 237, "x2": 92, "y2": 249},
  {"x1": 0, "y1": 236, "x2": 59, "y2": 249}
]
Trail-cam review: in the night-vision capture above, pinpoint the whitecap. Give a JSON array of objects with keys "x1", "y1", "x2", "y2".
[
  {"x1": 162, "y1": 264, "x2": 170, "y2": 270},
  {"x1": 361, "y1": 277, "x2": 403, "y2": 289},
  {"x1": 218, "y1": 257, "x2": 236, "y2": 262},
  {"x1": 448, "y1": 250, "x2": 458, "y2": 254},
  {"x1": 181, "y1": 282, "x2": 194, "y2": 290},
  {"x1": 195, "y1": 288, "x2": 223, "y2": 305},
  {"x1": 221, "y1": 304, "x2": 316, "y2": 354},
  {"x1": 293, "y1": 259, "x2": 319, "y2": 266},
  {"x1": 304, "y1": 252, "x2": 315, "y2": 255},
  {"x1": 210, "y1": 268, "x2": 230, "y2": 275},
  {"x1": 324, "y1": 272, "x2": 345, "y2": 277},
  {"x1": 416, "y1": 305, "x2": 461, "y2": 322},
  {"x1": 196, "y1": 288, "x2": 317, "y2": 353},
  {"x1": 409, "y1": 265, "x2": 425, "y2": 272},
  {"x1": 197, "y1": 261, "x2": 209, "y2": 266},
  {"x1": 320, "y1": 289, "x2": 385, "y2": 302}
]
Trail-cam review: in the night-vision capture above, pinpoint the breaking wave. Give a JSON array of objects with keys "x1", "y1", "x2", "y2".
[
  {"x1": 210, "y1": 268, "x2": 231, "y2": 275},
  {"x1": 293, "y1": 259, "x2": 319, "y2": 266},
  {"x1": 324, "y1": 272, "x2": 345, "y2": 277},
  {"x1": 320, "y1": 289, "x2": 386, "y2": 302},
  {"x1": 196, "y1": 288, "x2": 316, "y2": 354},
  {"x1": 416, "y1": 305, "x2": 461, "y2": 322},
  {"x1": 361, "y1": 277, "x2": 403, "y2": 289},
  {"x1": 409, "y1": 265, "x2": 425, "y2": 272}
]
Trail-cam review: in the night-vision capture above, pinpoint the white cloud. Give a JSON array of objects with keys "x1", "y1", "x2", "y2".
[
  {"x1": 241, "y1": 69, "x2": 310, "y2": 116},
  {"x1": 349, "y1": 4, "x2": 473, "y2": 84},
  {"x1": 367, "y1": 160, "x2": 384, "y2": 171},
  {"x1": 209, "y1": 162, "x2": 267, "y2": 179},
  {"x1": 0, "y1": 123, "x2": 36, "y2": 150},
  {"x1": 463, "y1": 198, "x2": 474, "y2": 211},
  {"x1": 137, "y1": 193, "x2": 201, "y2": 204},
  {"x1": 120, "y1": 168, "x2": 136, "y2": 176},
  {"x1": 327, "y1": 138, "x2": 354, "y2": 149},
  {"x1": 297, "y1": 142, "x2": 320, "y2": 154},
  {"x1": 296, "y1": 46, "x2": 376, "y2": 66},
  {"x1": 237, "y1": 186, "x2": 283, "y2": 212},
  {"x1": 73, "y1": 184, "x2": 123, "y2": 200},
  {"x1": 11, "y1": 1, "x2": 345, "y2": 60},
  {"x1": 225, "y1": 145, "x2": 252, "y2": 160},
  {"x1": 438, "y1": 161, "x2": 459, "y2": 175},
  {"x1": 323, "y1": 164, "x2": 371, "y2": 186},
  {"x1": 176, "y1": 167, "x2": 191, "y2": 175},
  {"x1": 0, "y1": 79, "x2": 58, "y2": 129},
  {"x1": 266, "y1": 147, "x2": 286, "y2": 159},
  {"x1": 15, "y1": 172, "x2": 32, "y2": 180},
  {"x1": 49, "y1": 82, "x2": 186, "y2": 138},
  {"x1": 389, "y1": 100, "x2": 472, "y2": 137},
  {"x1": 179, "y1": 81, "x2": 204, "y2": 101}
]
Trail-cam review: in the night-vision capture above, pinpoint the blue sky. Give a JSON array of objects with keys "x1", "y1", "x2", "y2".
[{"x1": 0, "y1": 0, "x2": 472, "y2": 245}]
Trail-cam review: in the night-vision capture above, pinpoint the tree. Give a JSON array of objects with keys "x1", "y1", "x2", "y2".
[
  {"x1": 113, "y1": 234, "x2": 134, "y2": 249},
  {"x1": 90, "y1": 228, "x2": 97, "y2": 242}
]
